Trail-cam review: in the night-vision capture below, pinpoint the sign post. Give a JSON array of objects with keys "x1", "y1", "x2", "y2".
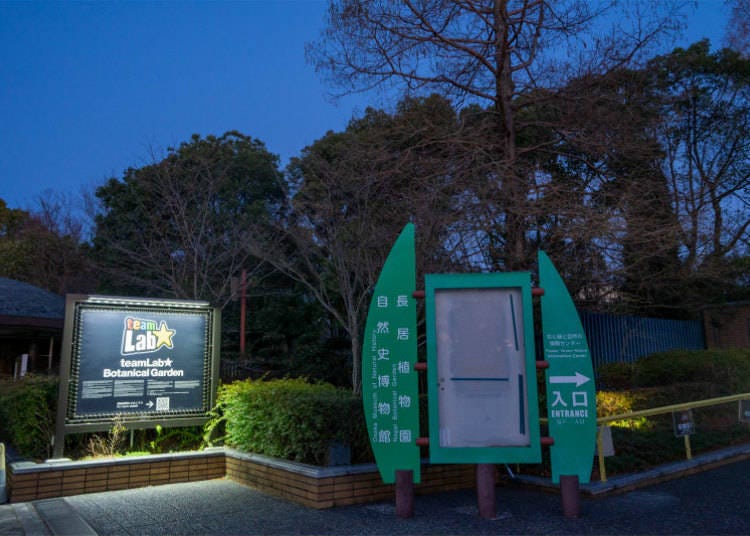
[
  {"x1": 425, "y1": 272, "x2": 541, "y2": 519},
  {"x1": 362, "y1": 233, "x2": 597, "y2": 520},
  {"x1": 361, "y1": 224, "x2": 421, "y2": 515},
  {"x1": 539, "y1": 251, "x2": 597, "y2": 517},
  {"x1": 739, "y1": 400, "x2": 750, "y2": 423},
  {"x1": 0, "y1": 442, "x2": 6, "y2": 504},
  {"x1": 54, "y1": 295, "x2": 220, "y2": 458}
]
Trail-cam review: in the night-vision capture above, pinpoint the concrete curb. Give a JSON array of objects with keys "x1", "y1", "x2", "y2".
[{"x1": 510, "y1": 443, "x2": 750, "y2": 495}]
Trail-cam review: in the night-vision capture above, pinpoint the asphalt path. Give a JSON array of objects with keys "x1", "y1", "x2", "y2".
[{"x1": 3, "y1": 458, "x2": 750, "y2": 535}]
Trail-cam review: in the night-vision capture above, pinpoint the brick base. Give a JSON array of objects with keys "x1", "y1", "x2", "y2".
[
  {"x1": 226, "y1": 453, "x2": 475, "y2": 509},
  {"x1": 8, "y1": 451, "x2": 225, "y2": 503},
  {"x1": 7, "y1": 449, "x2": 475, "y2": 508}
]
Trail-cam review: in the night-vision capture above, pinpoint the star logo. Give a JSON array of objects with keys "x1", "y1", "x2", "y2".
[{"x1": 154, "y1": 321, "x2": 176, "y2": 350}]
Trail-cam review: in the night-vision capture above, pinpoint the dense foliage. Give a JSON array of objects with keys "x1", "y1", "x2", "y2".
[
  {"x1": 0, "y1": 375, "x2": 58, "y2": 460},
  {"x1": 0, "y1": 30, "x2": 747, "y2": 392},
  {"x1": 93, "y1": 131, "x2": 284, "y2": 307},
  {"x1": 208, "y1": 378, "x2": 371, "y2": 465},
  {"x1": 598, "y1": 349, "x2": 750, "y2": 394},
  {"x1": 595, "y1": 350, "x2": 750, "y2": 476},
  {"x1": 0, "y1": 196, "x2": 95, "y2": 295}
]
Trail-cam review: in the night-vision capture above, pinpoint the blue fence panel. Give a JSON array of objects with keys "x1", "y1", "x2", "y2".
[{"x1": 578, "y1": 311, "x2": 705, "y2": 371}]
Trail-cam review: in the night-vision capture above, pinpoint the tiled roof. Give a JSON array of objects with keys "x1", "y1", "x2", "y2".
[{"x1": 0, "y1": 277, "x2": 64, "y2": 320}]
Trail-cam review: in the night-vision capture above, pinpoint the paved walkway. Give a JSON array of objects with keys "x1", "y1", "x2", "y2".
[{"x1": 2, "y1": 457, "x2": 750, "y2": 535}]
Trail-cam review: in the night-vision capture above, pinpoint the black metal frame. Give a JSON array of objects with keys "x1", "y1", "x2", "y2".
[{"x1": 53, "y1": 294, "x2": 220, "y2": 458}]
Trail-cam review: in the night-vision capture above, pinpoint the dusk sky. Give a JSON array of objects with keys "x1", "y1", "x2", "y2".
[{"x1": 0, "y1": 1, "x2": 733, "y2": 211}]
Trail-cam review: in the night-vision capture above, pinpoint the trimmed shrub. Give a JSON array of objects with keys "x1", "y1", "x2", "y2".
[
  {"x1": 209, "y1": 378, "x2": 371, "y2": 465},
  {"x1": 597, "y1": 361, "x2": 635, "y2": 390},
  {"x1": 0, "y1": 375, "x2": 58, "y2": 460},
  {"x1": 631, "y1": 349, "x2": 750, "y2": 393}
]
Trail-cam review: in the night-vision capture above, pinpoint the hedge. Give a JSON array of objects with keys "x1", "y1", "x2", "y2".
[
  {"x1": 0, "y1": 375, "x2": 58, "y2": 460},
  {"x1": 598, "y1": 349, "x2": 750, "y2": 394},
  {"x1": 208, "y1": 377, "x2": 371, "y2": 465}
]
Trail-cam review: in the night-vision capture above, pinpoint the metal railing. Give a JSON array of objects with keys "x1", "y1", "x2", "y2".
[
  {"x1": 579, "y1": 311, "x2": 705, "y2": 368},
  {"x1": 595, "y1": 392, "x2": 750, "y2": 482}
]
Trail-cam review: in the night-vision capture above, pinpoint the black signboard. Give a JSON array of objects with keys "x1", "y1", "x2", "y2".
[
  {"x1": 672, "y1": 409, "x2": 695, "y2": 437},
  {"x1": 739, "y1": 399, "x2": 750, "y2": 423},
  {"x1": 54, "y1": 295, "x2": 220, "y2": 457}
]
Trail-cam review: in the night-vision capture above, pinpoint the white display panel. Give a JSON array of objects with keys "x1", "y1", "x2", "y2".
[{"x1": 435, "y1": 287, "x2": 529, "y2": 447}]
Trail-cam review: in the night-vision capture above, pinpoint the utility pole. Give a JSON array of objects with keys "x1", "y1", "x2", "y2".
[{"x1": 240, "y1": 268, "x2": 247, "y2": 358}]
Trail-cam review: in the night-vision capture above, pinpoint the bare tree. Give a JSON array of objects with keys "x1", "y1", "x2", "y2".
[
  {"x1": 246, "y1": 96, "x2": 465, "y2": 391},
  {"x1": 651, "y1": 41, "x2": 750, "y2": 305},
  {"x1": 726, "y1": 0, "x2": 750, "y2": 58},
  {"x1": 0, "y1": 192, "x2": 95, "y2": 295},
  {"x1": 308, "y1": 0, "x2": 682, "y2": 270}
]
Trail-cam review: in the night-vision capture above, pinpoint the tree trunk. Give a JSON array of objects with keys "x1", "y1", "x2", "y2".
[
  {"x1": 350, "y1": 331, "x2": 362, "y2": 395},
  {"x1": 494, "y1": 0, "x2": 526, "y2": 270}
]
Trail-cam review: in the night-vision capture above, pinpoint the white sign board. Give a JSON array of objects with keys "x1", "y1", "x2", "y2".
[{"x1": 434, "y1": 287, "x2": 529, "y2": 448}]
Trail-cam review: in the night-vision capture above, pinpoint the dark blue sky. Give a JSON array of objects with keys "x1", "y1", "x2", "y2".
[{"x1": 0, "y1": 1, "x2": 731, "y2": 211}]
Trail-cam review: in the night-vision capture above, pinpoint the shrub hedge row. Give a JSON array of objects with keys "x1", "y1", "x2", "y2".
[
  {"x1": 594, "y1": 349, "x2": 750, "y2": 475},
  {"x1": 208, "y1": 377, "x2": 372, "y2": 465},
  {"x1": 597, "y1": 349, "x2": 750, "y2": 394},
  {"x1": 595, "y1": 350, "x2": 750, "y2": 427},
  {"x1": 3, "y1": 350, "x2": 749, "y2": 466}
]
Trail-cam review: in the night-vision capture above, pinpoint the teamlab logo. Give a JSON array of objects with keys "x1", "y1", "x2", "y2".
[{"x1": 121, "y1": 317, "x2": 176, "y2": 355}]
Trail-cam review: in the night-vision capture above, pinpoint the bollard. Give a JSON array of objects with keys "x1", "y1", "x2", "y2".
[{"x1": 0, "y1": 442, "x2": 6, "y2": 504}]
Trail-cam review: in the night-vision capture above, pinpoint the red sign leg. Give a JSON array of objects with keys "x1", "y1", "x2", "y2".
[
  {"x1": 395, "y1": 470, "x2": 414, "y2": 518},
  {"x1": 476, "y1": 464, "x2": 496, "y2": 519},
  {"x1": 560, "y1": 475, "x2": 580, "y2": 518}
]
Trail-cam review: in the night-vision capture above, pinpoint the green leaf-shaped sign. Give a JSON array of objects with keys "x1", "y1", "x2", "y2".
[
  {"x1": 539, "y1": 251, "x2": 597, "y2": 484},
  {"x1": 362, "y1": 224, "x2": 420, "y2": 484}
]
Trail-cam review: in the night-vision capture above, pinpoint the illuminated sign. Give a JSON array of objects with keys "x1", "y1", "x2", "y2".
[{"x1": 54, "y1": 295, "x2": 220, "y2": 457}]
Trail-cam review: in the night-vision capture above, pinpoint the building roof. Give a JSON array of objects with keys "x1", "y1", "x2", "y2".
[{"x1": 0, "y1": 277, "x2": 64, "y2": 321}]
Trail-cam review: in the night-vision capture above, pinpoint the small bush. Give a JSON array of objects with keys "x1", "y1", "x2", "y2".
[
  {"x1": 0, "y1": 375, "x2": 58, "y2": 460},
  {"x1": 208, "y1": 377, "x2": 370, "y2": 465},
  {"x1": 86, "y1": 415, "x2": 127, "y2": 458},
  {"x1": 145, "y1": 424, "x2": 204, "y2": 453},
  {"x1": 596, "y1": 390, "x2": 651, "y2": 429}
]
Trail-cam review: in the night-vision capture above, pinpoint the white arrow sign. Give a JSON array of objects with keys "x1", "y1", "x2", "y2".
[
  {"x1": 549, "y1": 372, "x2": 591, "y2": 387},
  {"x1": 147, "y1": 401, "x2": 154, "y2": 408}
]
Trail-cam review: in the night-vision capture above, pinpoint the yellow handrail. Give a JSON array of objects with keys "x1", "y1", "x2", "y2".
[
  {"x1": 594, "y1": 392, "x2": 750, "y2": 482},
  {"x1": 596, "y1": 393, "x2": 750, "y2": 424}
]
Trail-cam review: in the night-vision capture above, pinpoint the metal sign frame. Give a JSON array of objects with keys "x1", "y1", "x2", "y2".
[
  {"x1": 425, "y1": 272, "x2": 541, "y2": 464},
  {"x1": 54, "y1": 294, "x2": 220, "y2": 457}
]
